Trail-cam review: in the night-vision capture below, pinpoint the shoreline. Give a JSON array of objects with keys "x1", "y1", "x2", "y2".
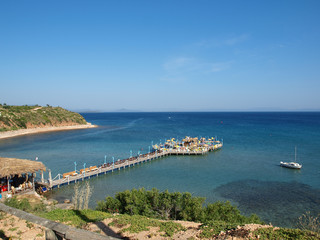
[{"x1": 0, "y1": 123, "x2": 98, "y2": 140}]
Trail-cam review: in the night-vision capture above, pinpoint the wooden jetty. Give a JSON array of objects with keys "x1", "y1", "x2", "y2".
[{"x1": 46, "y1": 141, "x2": 223, "y2": 189}]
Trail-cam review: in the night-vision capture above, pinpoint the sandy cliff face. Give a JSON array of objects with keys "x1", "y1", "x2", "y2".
[{"x1": 24, "y1": 121, "x2": 85, "y2": 129}]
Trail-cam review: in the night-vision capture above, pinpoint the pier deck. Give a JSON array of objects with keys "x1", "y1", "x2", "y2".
[{"x1": 48, "y1": 143, "x2": 222, "y2": 189}]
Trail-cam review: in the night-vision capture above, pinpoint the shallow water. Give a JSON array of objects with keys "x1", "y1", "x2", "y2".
[
  {"x1": 1, "y1": 112, "x2": 319, "y2": 227},
  {"x1": 214, "y1": 180, "x2": 320, "y2": 227}
]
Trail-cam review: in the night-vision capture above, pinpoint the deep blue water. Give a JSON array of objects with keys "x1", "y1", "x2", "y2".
[{"x1": 1, "y1": 112, "x2": 320, "y2": 227}]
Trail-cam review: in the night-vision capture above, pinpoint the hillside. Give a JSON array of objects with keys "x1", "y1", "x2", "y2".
[
  {"x1": 1, "y1": 189, "x2": 319, "y2": 239},
  {"x1": 0, "y1": 104, "x2": 88, "y2": 132}
]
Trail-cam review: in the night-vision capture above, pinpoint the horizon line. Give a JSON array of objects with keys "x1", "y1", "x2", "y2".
[{"x1": 75, "y1": 109, "x2": 320, "y2": 113}]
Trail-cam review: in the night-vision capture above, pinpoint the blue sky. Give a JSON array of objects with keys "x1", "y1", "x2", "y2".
[{"x1": 1, "y1": 1, "x2": 319, "y2": 111}]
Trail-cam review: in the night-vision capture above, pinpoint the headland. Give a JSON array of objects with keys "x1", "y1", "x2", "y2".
[{"x1": 0, "y1": 104, "x2": 97, "y2": 139}]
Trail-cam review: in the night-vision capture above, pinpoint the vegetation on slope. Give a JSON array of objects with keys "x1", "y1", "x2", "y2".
[
  {"x1": 108, "y1": 214, "x2": 185, "y2": 237},
  {"x1": 251, "y1": 227, "x2": 320, "y2": 240},
  {"x1": 96, "y1": 188, "x2": 320, "y2": 239},
  {"x1": 43, "y1": 208, "x2": 111, "y2": 228},
  {"x1": 0, "y1": 104, "x2": 87, "y2": 132},
  {"x1": 45, "y1": 210, "x2": 185, "y2": 237},
  {"x1": 3, "y1": 190, "x2": 320, "y2": 239},
  {"x1": 96, "y1": 188, "x2": 262, "y2": 224}
]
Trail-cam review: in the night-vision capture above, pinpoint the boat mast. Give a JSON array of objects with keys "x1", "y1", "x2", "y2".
[{"x1": 295, "y1": 146, "x2": 297, "y2": 162}]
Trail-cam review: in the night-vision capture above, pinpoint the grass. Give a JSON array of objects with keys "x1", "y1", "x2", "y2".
[
  {"x1": 4, "y1": 197, "x2": 46, "y2": 214},
  {"x1": 199, "y1": 220, "x2": 239, "y2": 238},
  {"x1": 252, "y1": 227, "x2": 320, "y2": 240},
  {"x1": 26, "y1": 221, "x2": 34, "y2": 229},
  {"x1": 42, "y1": 209, "x2": 112, "y2": 228},
  {"x1": 109, "y1": 214, "x2": 186, "y2": 237},
  {"x1": 0, "y1": 211, "x2": 5, "y2": 220},
  {"x1": 8, "y1": 227, "x2": 18, "y2": 232},
  {"x1": 159, "y1": 221, "x2": 186, "y2": 237},
  {"x1": 43, "y1": 209, "x2": 185, "y2": 237},
  {"x1": 36, "y1": 233, "x2": 44, "y2": 237},
  {"x1": 109, "y1": 215, "x2": 158, "y2": 232},
  {"x1": 199, "y1": 222, "x2": 320, "y2": 240}
]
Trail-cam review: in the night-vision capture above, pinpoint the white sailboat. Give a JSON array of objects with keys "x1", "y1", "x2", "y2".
[{"x1": 280, "y1": 147, "x2": 302, "y2": 169}]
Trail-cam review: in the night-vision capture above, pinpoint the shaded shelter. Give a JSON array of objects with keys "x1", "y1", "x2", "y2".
[{"x1": 0, "y1": 157, "x2": 46, "y2": 195}]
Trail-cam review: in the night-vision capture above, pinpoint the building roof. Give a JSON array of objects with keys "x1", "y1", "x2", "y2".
[{"x1": 0, "y1": 157, "x2": 46, "y2": 178}]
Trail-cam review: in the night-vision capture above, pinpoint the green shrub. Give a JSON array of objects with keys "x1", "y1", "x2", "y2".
[
  {"x1": 97, "y1": 188, "x2": 206, "y2": 221},
  {"x1": 97, "y1": 196, "x2": 121, "y2": 213},
  {"x1": 26, "y1": 221, "x2": 34, "y2": 229},
  {"x1": 200, "y1": 220, "x2": 238, "y2": 238},
  {"x1": 159, "y1": 221, "x2": 185, "y2": 237},
  {"x1": 97, "y1": 188, "x2": 262, "y2": 225},
  {"x1": 252, "y1": 227, "x2": 320, "y2": 240},
  {"x1": 202, "y1": 201, "x2": 263, "y2": 225},
  {"x1": 16, "y1": 117, "x2": 27, "y2": 128}
]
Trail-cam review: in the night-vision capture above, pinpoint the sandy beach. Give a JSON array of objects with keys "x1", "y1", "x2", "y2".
[{"x1": 0, "y1": 123, "x2": 97, "y2": 140}]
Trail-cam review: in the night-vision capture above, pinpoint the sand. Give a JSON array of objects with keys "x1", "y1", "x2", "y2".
[
  {"x1": 86, "y1": 218, "x2": 273, "y2": 240},
  {"x1": 0, "y1": 123, "x2": 97, "y2": 140},
  {"x1": 0, "y1": 211, "x2": 46, "y2": 240}
]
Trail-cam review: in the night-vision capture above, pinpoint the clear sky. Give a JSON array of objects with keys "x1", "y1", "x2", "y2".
[{"x1": 1, "y1": 1, "x2": 319, "y2": 112}]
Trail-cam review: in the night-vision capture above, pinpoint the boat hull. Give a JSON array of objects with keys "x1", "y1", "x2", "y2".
[{"x1": 280, "y1": 161, "x2": 302, "y2": 169}]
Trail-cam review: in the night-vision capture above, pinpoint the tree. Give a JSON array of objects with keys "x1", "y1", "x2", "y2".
[
  {"x1": 95, "y1": 188, "x2": 262, "y2": 225},
  {"x1": 179, "y1": 192, "x2": 204, "y2": 221}
]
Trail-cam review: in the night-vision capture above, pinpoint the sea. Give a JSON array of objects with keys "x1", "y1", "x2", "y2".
[{"x1": 0, "y1": 112, "x2": 320, "y2": 227}]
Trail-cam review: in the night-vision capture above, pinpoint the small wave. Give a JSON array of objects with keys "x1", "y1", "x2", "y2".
[
  {"x1": 79, "y1": 118, "x2": 144, "y2": 137},
  {"x1": 49, "y1": 118, "x2": 145, "y2": 141}
]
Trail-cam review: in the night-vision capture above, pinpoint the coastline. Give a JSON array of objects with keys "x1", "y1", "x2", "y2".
[{"x1": 0, "y1": 123, "x2": 97, "y2": 140}]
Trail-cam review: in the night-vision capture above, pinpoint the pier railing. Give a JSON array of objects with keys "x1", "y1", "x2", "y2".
[{"x1": 48, "y1": 143, "x2": 222, "y2": 189}]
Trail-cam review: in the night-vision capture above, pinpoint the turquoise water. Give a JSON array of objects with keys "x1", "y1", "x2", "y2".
[{"x1": 1, "y1": 112, "x2": 320, "y2": 227}]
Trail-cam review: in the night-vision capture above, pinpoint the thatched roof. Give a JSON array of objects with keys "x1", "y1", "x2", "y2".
[{"x1": 0, "y1": 157, "x2": 46, "y2": 178}]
